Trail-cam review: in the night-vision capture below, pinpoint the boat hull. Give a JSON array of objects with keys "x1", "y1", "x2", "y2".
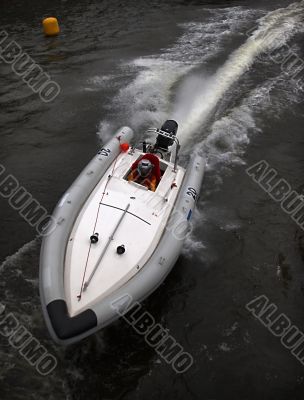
[{"x1": 39, "y1": 127, "x2": 205, "y2": 345}]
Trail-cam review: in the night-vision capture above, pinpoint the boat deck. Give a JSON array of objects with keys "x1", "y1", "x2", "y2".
[{"x1": 64, "y1": 149, "x2": 185, "y2": 317}]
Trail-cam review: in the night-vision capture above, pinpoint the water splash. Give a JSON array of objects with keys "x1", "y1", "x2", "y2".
[
  {"x1": 173, "y1": 0, "x2": 304, "y2": 146},
  {"x1": 96, "y1": 6, "x2": 256, "y2": 140}
]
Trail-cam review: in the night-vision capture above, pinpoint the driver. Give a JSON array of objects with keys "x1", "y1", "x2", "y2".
[{"x1": 128, "y1": 158, "x2": 157, "y2": 191}]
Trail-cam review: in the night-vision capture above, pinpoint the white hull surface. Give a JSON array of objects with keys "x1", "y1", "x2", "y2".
[{"x1": 40, "y1": 125, "x2": 205, "y2": 345}]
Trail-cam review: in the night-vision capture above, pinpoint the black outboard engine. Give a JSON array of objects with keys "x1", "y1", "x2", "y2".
[{"x1": 155, "y1": 120, "x2": 178, "y2": 151}]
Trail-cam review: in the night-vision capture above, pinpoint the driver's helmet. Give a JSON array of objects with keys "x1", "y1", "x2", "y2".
[{"x1": 137, "y1": 159, "x2": 153, "y2": 178}]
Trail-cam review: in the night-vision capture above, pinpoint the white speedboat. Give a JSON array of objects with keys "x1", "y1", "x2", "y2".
[{"x1": 40, "y1": 120, "x2": 205, "y2": 345}]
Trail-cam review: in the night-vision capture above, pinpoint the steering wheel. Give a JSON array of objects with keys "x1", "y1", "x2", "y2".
[{"x1": 154, "y1": 150, "x2": 164, "y2": 159}]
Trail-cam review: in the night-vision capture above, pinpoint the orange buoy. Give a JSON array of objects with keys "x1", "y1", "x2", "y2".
[
  {"x1": 43, "y1": 17, "x2": 60, "y2": 37},
  {"x1": 120, "y1": 143, "x2": 130, "y2": 152}
]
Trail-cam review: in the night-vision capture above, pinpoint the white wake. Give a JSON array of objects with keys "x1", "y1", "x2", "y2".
[{"x1": 173, "y1": 0, "x2": 304, "y2": 146}]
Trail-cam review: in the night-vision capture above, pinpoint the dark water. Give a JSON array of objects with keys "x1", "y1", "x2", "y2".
[{"x1": 1, "y1": 0, "x2": 304, "y2": 399}]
